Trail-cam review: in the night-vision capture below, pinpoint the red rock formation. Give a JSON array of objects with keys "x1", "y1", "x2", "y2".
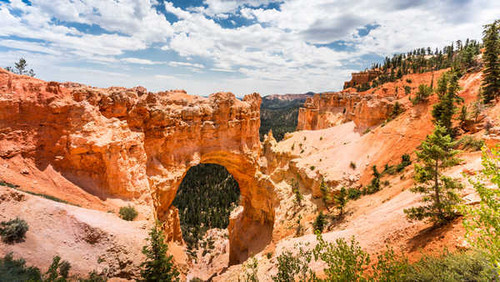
[
  {"x1": 343, "y1": 70, "x2": 380, "y2": 89},
  {"x1": 297, "y1": 92, "x2": 395, "y2": 131},
  {"x1": 0, "y1": 68, "x2": 274, "y2": 265}
]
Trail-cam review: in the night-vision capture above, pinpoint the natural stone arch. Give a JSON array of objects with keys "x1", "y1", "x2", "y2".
[
  {"x1": 154, "y1": 150, "x2": 274, "y2": 264},
  {"x1": 139, "y1": 91, "x2": 275, "y2": 265}
]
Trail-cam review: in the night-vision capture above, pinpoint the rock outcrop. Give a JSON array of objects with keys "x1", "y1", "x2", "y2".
[
  {"x1": 297, "y1": 92, "x2": 395, "y2": 131},
  {"x1": 0, "y1": 68, "x2": 274, "y2": 265},
  {"x1": 343, "y1": 70, "x2": 380, "y2": 89}
]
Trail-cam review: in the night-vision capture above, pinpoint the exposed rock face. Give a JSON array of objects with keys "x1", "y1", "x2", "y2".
[
  {"x1": 297, "y1": 92, "x2": 395, "y2": 131},
  {"x1": 0, "y1": 68, "x2": 274, "y2": 265},
  {"x1": 343, "y1": 70, "x2": 380, "y2": 89}
]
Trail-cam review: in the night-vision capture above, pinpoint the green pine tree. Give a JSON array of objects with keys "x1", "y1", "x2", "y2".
[
  {"x1": 481, "y1": 20, "x2": 500, "y2": 103},
  {"x1": 140, "y1": 224, "x2": 179, "y2": 282},
  {"x1": 334, "y1": 187, "x2": 348, "y2": 216},
  {"x1": 404, "y1": 124, "x2": 463, "y2": 224},
  {"x1": 432, "y1": 72, "x2": 463, "y2": 134}
]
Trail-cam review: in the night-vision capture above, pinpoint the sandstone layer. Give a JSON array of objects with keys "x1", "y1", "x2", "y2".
[{"x1": 297, "y1": 92, "x2": 395, "y2": 131}]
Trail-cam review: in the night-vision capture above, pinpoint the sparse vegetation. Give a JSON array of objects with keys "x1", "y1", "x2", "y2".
[
  {"x1": 362, "y1": 165, "x2": 381, "y2": 195},
  {"x1": 410, "y1": 83, "x2": 433, "y2": 105},
  {"x1": 347, "y1": 188, "x2": 362, "y2": 200},
  {"x1": 272, "y1": 245, "x2": 313, "y2": 282},
  {"x1": 0, "y1": 253, "x2": 105, "y2": 281},
  {"x1": 119, "y1": 205, "x2": 138, "y2": 221},
  {"x1": 291, "y1": 179, "x2": 302, "y2": 206},
  {"x1": 4, "y1": 58, "x2": 36, "y2": 77},
  {"x1": 44, "y1": 255, "x2": 71, "y2": 281},
  {"x1": 0, "y1": 253, "x2": 41, "y2": 281},
  {"x1": 456, "y1": 135, "x2": 485, "y2": 151},
  {"x1": 319, "y1": 179, "x2": 333, "y2": 207},
  {"x1": 242, "y1": 257, "x2": 259, "y2": 282},
  {"x1": 0, "y1": 217, "x2": 29, "y2": 243},
  {"x1": 313, "y1": 212, "x2": 327, "y2": 233},
  {"x1": 313, "y1": 234, "x2": 370, "y2": 281},
  {"x1": 333, "y1": 187, "x2": 348, "y2": 216},
  {"x1": 349, "y1": 161, "x2": 356, "y2": 170}
]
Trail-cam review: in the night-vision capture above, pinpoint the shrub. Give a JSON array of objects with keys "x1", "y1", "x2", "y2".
[
  {"x1": 119, "y1": 205, "x2": 138, "y2": 221},
  {"x1": 456, "y1": 135, "x2": 485, "y2": 151},
  {"x1": 313, "y1": 212, "x2": 327, "y2": 232},
  {"x1": 396, "y1": 153, "x2": 412, "y2": 172},
  {"x1": 410, "y1": 84, "x2": 433, "y2": 104},
  {"x1": 242, "y1": 257, "x2": 258, "y2": 282},
  {"x1": 313, "y1": 234, "x2": 370, "y2": 281},
  {"x1": 371, "y1": 247, "x2": 409, "y2": 281},
  {"x1": 272, "y1": 245, "x2": 313, "y2": 282},
  {"x1": 44, "y1": 255, "x2": 71, "y2": 281},
  {"x1": 462, "y1": 147, "x2": 500, "y2": 267},
  {"x1": 349, "y1": 161, "x2": 356, "y2": 170},
  {"x1": 403, "y1": 250, "x2": 497, "y2": 281},
  {"x1": 347, "y1": 188, "x2": 362, "y2": 200},
  {"x1": 0, "y1": 253, "x2": 41, "y2": 281},
  {"x1": 334, "y1": 187, "x2": 348, "y2": 216},
  {"x1": 0, "y1": 218, "x2": 28, "y2": 243},
  {"x1": 404, "y1": 85, "x2": 411, "y2": 95},
  {"x1": 291, "y1": 179, "x2": 302, "y2": 206}
]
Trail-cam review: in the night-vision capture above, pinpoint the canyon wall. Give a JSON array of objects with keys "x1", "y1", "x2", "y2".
[
  {"x1": 297, "y1": 92, "x2": 395, "y2": 131},
  {"x1": 0, "y1": 69, "x2": 274, "y2": 264}
]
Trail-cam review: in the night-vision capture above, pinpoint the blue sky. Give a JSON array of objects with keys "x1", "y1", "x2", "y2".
[{"x1": 0, "y1": 0, "x2": 498, "y2": 96}]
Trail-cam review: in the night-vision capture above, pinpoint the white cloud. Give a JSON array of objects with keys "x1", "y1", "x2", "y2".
[
  {"x1": 169, "y1": 61, "x2": 205, "y2": 69},
  {"x1": 1, "y1": 0, "x2": 499, "y2": 95}
]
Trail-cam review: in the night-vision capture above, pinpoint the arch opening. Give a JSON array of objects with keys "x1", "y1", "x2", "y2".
[{"x1": 172, "y1": 163, "x2": 241, "y2": 259}]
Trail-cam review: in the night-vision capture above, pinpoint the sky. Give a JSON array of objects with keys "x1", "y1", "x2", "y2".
[{"x1": 0, "y1": 0, "x2": 498, "y2": 96}]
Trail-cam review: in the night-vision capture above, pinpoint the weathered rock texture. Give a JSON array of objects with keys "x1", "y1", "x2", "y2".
[
  {"x1": 0, "y1": 68, "x2": 274, "y2": 265},
  {"x1": 343, "y1": 70, "x2": 380, "y2": 89},
  {"x1": 297, "y1": 92, "x2": 395, "y2": 131}
]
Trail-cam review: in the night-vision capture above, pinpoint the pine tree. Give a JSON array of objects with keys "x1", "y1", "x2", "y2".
[
  {"x1": 481, "y1": 20, "x2": 500, "y2": 103},
  {"x1": 334, "y1": 187, "x2": 348, "y2": 216},
  {"x1": 432, "y1": 72, "x2": 463, "y2": 133},
  {"x1": 404, "y1": 124, "x2": 463, "y2": 224},
  {"x1": 140, "y1": 224, "x2": 179, "y2": 282}
]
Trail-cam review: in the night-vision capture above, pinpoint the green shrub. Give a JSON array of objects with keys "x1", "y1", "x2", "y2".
[
  {"x1": 313, "y1": 212, "x2": 327, "y2": 232},
  {"x1": 0, "y1": 253, "x2": 41, "y2": 281},
  {"x1": 272, "y1": 246, "x2": 313, "y2": 282},
  {"x1": 313, "y1": 234, "x2": 370, "y2": 281},
  {"x1": 456, "y1": 135, "x2": 485, "y2": 151},
  {"x1": 403, "y1": 250, "x2": 497, "y2": 281},
  {"x1": 410, "y1": 84, "x2": 433, "y2": 104},
  {"x1": 347, "y1": 188, "x2": 362, "y2": 200},
  {"x1": 404, "y1": 85, "x2": 411, "y2": 95},
  {"x1": 119, "y1": 205, "x2": 138, "y2": 221},
  {"x1": 79, "y1": 270, "x2": 108, "y2": 282},
  {"x1": 0, "y1": 217, "x2": 28, "y2": 243},
  {"x1": 371, "y1": 247, "x2": 409, "y2": 281},
  {"x1": 44, "y1": 255, "x2": 71, "y2": 281}
]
